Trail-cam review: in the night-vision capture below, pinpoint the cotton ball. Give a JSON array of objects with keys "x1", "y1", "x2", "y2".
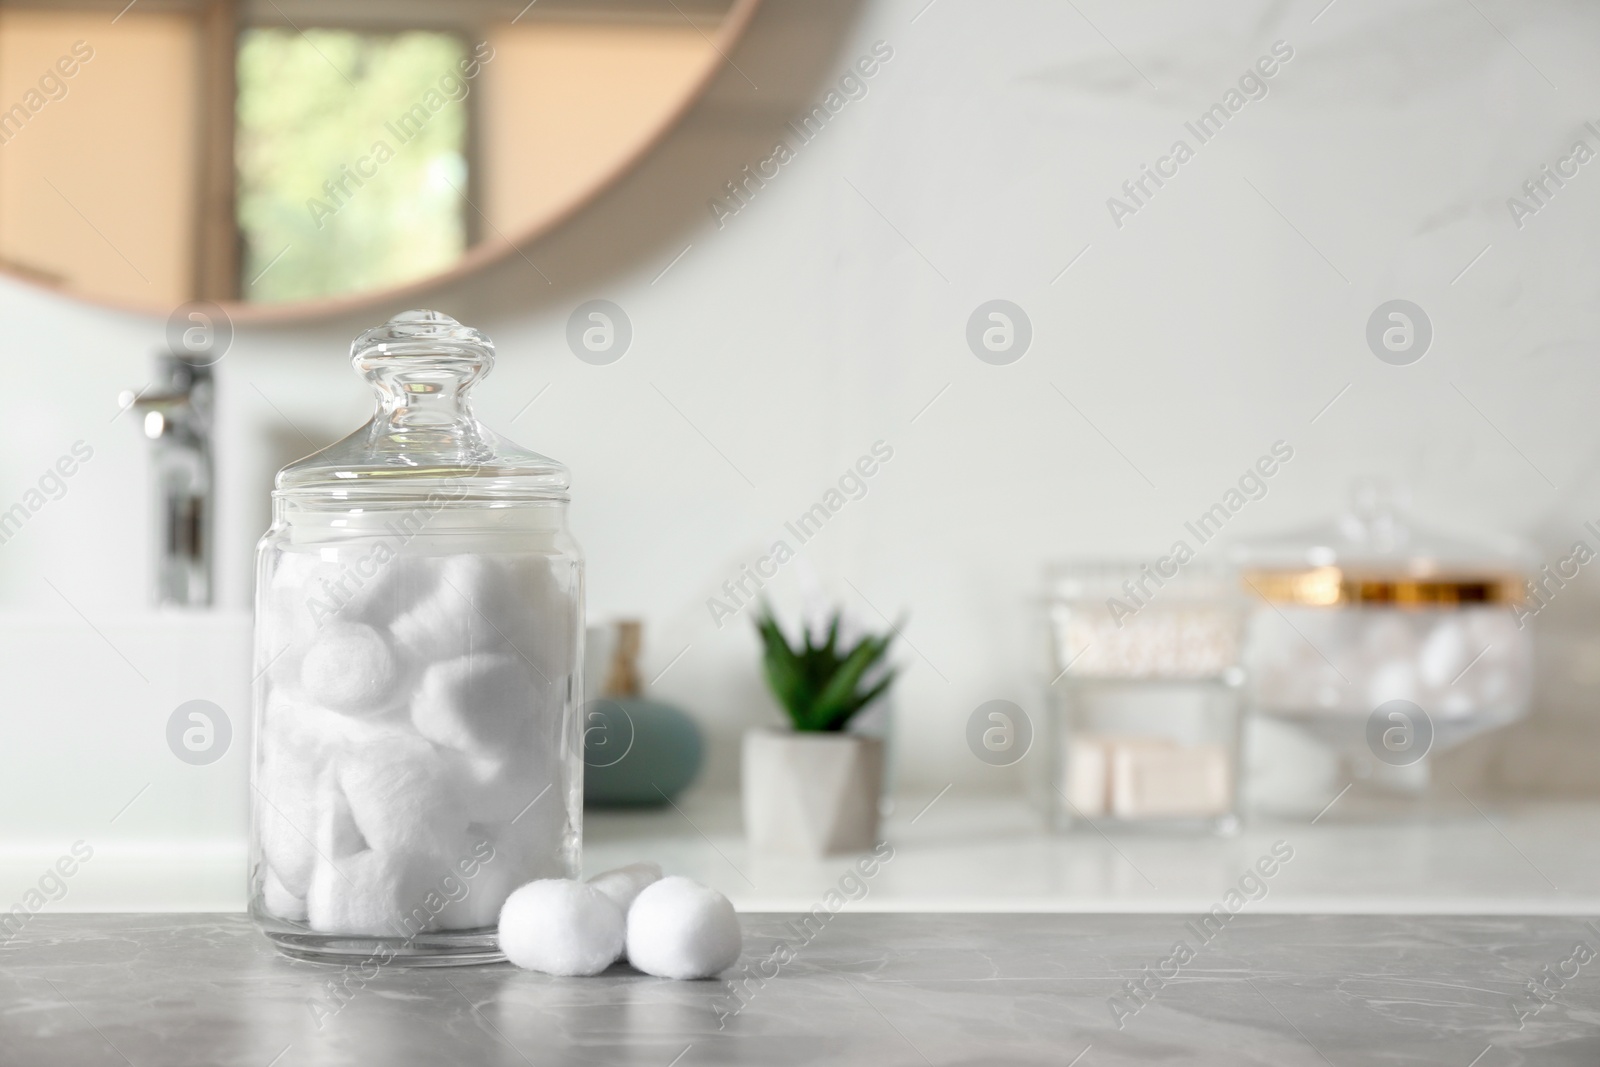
[
  {"x1": 1439, "y1": 688, "x2": 1477, "y2": 717},
  {"x1": 588, "y1": 862, "x2": 663, "y2": 913},
  {"x1": 305, "y1": 781, "x2": 438, "y2": 937},
  {"x1": 300, "y1": 622, "x2": 405, "y2": 717},
  {"x1": 435, "y1": 822, "x2": 568, "y2": 931},
  {"x1": 1464, "y1": 606, "x2": 1519, "y2": 650},
  {"x1": 498, "y1": 880, "x2": 624, "y2": 976},
  {"x1": 256, "y1": 721, "x2": 331, "y2": 898},
  {"x1": 1473, "y1": 664, "x2": 1514, "y2": 707},
  {"x1": 264, "y1": 552, "x2": 432, "y2": 696},
  {"x1": 1361, "y1": 613, "x2": 1419, "y2": 660},
  {"x1": 1418, "y1": 618, "x2": 1468, "y2": 689},
  {"x1": 392, "y1": 556, "x2": 572, "y2": 693},
  {"x1": 392, "y1": 556, "x2": 527, "y2": 663},
  {"x1": 443, "y1": 749, "x2": 555, "y2": 825},
  {"x1": 262, "y1": 866, "x2": 307, "y2": 922},
  {"x1": 260, "y1": 603, "x2": 313, "y2": 695},
  {"x1": 1367, "y1": 659, "x2": 1419, "y2": 707},
  {"x1": 296, "y1": 552, "x2": 439, "y2": 630},
  {"x1": 428, "y1": 828, "x2": 501, "y2": 931},
  {"x1": 337, "y1": 733, "x2": 469, "y2": 857},
  {"x1": 625, "y1": 876, "x2": 742, "y2": 980},
  {"x1": 268, "y1": 693, "x2": 410, "y2": 758},
  {"x1": 503, "y1": 556, "x2": 577, "y2": 687},
  {"x1": 495, "y1": 779, "x2": 578, "y2": 873},
  {"x1": 413, "y1": 654, "x2": 535, "y2": 755},
  {"x1": 256, "y1": 787, "x2": 317, "y2": 899},
  {"x1": 306, "y1": 844, "x2": 437, "y2": 937}
]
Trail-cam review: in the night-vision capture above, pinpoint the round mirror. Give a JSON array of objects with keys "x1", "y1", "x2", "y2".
[{"x1": 0, "y1": 0, "x2": 758, "y2": 320}]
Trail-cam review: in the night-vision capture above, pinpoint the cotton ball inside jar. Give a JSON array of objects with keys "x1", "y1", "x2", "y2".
[
  {"x1": 442, "y1": 746, "x2": 559, "y2": 827},
  {"x1": 298, "y1": 552, "x2": 440, "y2": 630},
  {"x1": 392, "y1": 556, "x2": 528, "y2": 662},
  {"x1": 392, "y1": 556, "x2": 572, "y2": 692},
  {"x1": 1366, "y1": 659, "x2": 1419, "y2": 708},
  {"x1": 625, "y1": 876, "x2": 742, "y2": 980},
  {"x1": 262, "y1": 866, "x2": 308, "y2": 922},
  {"x1": 504, "y1": 555, "x2": 577, "y2": 685},
  {"x1": 267, "y1": 693, "x2": 412, "y2": 760},
  {"x1": 1360, "y1": 612, "x2": 1419, "y2": 660},
  {"x1": 1464, "y1": 606, "x2": 1520, "y2": 649},
  {"x1": 300, "y1": 622, "x2": 405, "y2": 718},
  {"x1": 1472, "y1": 664, "x2": 1515, "y2": 707},
  {"x1": 435, "y1": 821, "x2": 569, "y2": 931},
  {"x1": 1417, "y1": 617, "x2": 1468, "y2": 690},
  {"x1": 256, "y1": 711, "x2": 336, "y2": 899},
  {"x1": 260, "y1": 553, "x2": 323, "y2": 691},
  {"x1": 498, "y1": 880, "x2": 625, "y2": 976},
  {"x1": 428, "y1": 826, "x2": 502, "y2": 932},
  {"x1": 588, "y1": 861, "x2": 662, "y2": 913},
  {"x1": 413, "y1": 653, "x2": 536, "y2": 756},
  {"x1": 305, "y1": 789, "x2": 440, "y2": 938},
  {"x1": 337, "y1": 733, "x2": 469, "y2": 857},
  {"x1": 1438, "y1": 687, "x2": 1477, "y2": 717}
]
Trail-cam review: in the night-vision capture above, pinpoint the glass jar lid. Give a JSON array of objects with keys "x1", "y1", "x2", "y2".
[
  {"x1": 1232, "y1": 480, "x2": 1527, "y2": 606},
  {"x1": 274, "y1": 310, "x2": 569, "y2": 505}
]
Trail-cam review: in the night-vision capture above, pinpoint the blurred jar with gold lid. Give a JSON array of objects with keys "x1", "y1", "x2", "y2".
[{"x1": 1235, "y1": 481, "x2": 1532, "y2": 796}]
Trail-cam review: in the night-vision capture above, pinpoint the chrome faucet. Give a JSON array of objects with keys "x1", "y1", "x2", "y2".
[{"x1": 120, "y1": 354, "x2": 214, "y2": 607}]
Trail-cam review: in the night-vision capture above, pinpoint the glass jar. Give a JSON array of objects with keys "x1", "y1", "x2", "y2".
[
  {"x1": 1039, "y1": 562, "x2": 1246, "y2": 835},
  {"x1": 1236, "y1": 482, "x2": 1531, "y2": 803},
  {"x1": 250, "y1": 310, "x2": 583, "y2": 965}
]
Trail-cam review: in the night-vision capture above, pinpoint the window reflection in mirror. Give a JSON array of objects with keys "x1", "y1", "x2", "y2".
[
  {"x1": 0, "y1": 1, "x2": 739, "y2": 311},
  {"x1": 236, "y1": 29, "x2": 474, "y2": 303}
]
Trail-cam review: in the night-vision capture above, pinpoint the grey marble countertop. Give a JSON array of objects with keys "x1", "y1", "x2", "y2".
[{"x1": 3, "y1": 913, "x2": 1597, "y2": 1065}]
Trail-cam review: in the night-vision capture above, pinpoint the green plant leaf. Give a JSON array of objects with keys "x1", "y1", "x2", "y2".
[
  {"x1": 816, "y1": 668, "x2": 896, "y2": 732},
  {"x1": 754, "y1": 605, "x2": 901, "y2": 732},
  {"x1": 807, "y1": 632, "x2": 892, "y2": 729},
  {"x1": 754, "y1": 608, "x2": 808, "y2": 728}
]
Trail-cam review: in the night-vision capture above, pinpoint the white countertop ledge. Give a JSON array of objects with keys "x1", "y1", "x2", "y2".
[
  {"x1": 586, "y1": 793, "x2": 1600, "y2": 916},
  {"x1": 7, "y1": 794, "x2": 1598, "y2": 915}
]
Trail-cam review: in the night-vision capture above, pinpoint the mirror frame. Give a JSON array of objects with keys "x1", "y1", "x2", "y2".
[{"x1": 0, "y1": 0, "x2": 760, "y2": 323}]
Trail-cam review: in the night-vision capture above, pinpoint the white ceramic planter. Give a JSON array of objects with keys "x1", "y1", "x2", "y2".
[{"x1": 742, "y1": 728, "x2": 884, "y2": 857}]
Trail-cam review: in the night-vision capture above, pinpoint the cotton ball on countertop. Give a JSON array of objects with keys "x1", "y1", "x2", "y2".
[
  {"x1": 300, "y1": 622, "x2": 405, "y2": 717},
  {"x1": 588, "y1": 862, "x2": 662, "y2": 913},
  {"x1": 625, "y1": 876, "x2": 742, "y2": 980},
  {"x1": 498, "y1": 880, "x2": 624, "y2": 976}
]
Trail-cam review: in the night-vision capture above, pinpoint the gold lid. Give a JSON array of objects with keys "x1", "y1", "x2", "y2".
[{"x1": 1241, "y1": 566, "x2": 1525, "y2": 607}]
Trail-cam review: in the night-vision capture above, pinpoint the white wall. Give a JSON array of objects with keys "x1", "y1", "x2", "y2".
[{"x1": 5, "y1": 0, "x2": 1600, "y2": 792}]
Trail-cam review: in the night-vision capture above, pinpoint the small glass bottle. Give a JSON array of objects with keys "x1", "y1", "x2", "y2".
[{"x1": 249, "y1": 310, "x2": 583, "y2": 965}]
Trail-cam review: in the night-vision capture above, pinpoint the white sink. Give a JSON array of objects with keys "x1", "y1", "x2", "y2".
[{"x1": 0, "y1": 611, "x2": 251, "y2": 910}]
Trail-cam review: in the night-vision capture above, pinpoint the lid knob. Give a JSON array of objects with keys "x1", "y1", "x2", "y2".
[
  {"x1": 351, "y1": 310, "x2": 494, "y2": 418},
  {"x1": 273, "y1": 309, "x2": 570, "y2": 500}
]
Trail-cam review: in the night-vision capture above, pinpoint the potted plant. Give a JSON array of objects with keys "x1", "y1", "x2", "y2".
[{"x1": 743, "y1": 605, "x2": 898, "y2": 856}]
